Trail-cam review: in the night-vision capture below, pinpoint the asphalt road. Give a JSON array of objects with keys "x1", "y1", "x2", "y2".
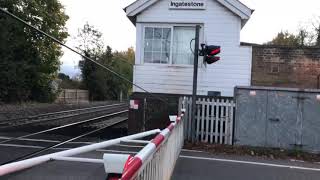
[
  {"x1": 1, "y1": 135, "x2": 320, "y2": 180},
  {"x1": 173, "y1": 154, "x2": 320, "y2": 180}
]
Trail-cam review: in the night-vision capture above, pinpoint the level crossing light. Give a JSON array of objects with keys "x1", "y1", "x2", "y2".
[{"x1": 199, "y1": 44, "x2": 221, "y2": 64}]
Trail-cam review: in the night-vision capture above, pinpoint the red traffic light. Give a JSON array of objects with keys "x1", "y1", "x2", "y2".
[
  {"x1": 205, "y1": 56, "x2": 220, "y2": 64},
  {"x1": 200, "y1": 44, "x2": 221, "y2": 64},
  {"x1": 207, "y1": 46, "x2": 221, "y2": 56}
]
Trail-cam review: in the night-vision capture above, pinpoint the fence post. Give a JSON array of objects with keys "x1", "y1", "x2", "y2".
[
  {"x1": 205, "y1": 98, "x2": 210, "y2": 143},
  {"x1": 225, "y1": 99, "x2": 230, "y2": 144},
  {"x1": 64, "y1": 89, "x2": 66, "y2": 104},
  {"x1": 75, "y1": 89, "x2": 78, "y2": 105},
  {"x1": 142, "y1": 98, "x2": 147, "y2": 132}
]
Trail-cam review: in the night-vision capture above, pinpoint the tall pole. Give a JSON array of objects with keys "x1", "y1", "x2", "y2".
[{"x1": 191, "y1": 25, "x2": 200, "y2": 143}]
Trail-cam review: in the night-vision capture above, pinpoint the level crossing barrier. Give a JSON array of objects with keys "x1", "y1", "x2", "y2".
[
  {"x1": 0, "y1": 129, "x2": 160, "y2": 176},
  {"x1": 117, "y1": 111, "x2": 185, "y2": 180}
]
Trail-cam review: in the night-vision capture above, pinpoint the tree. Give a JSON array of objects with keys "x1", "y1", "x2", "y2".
[
  {"x1": 267, "y1": 31, "x2": 300, "y2": 46},
  {"x1": 76, "y1": 23, "x2": 104, "y2": 57},
  {"x1": 297, "y1": 28, "x2": 309, "y2": 46},
  {"x1": 58, "y1": 73, "x2": 71, "y2": 81},
  {"x1": 267, "y1": 17, "x2": 320, "y2": 47},
  {"x1": 0, "y1": 0, "x2": 69, "y2": 103},
  {"x1": 312, "y1": 18, "x2": 320, "y2": 47},
  {"x1": 58, "y1": 73, "x2": 81, "y2": 89},
  {"x1": 77, "y1": 24, "x2": 134, "y2": 101},
  {"x1": 112, "y1": 47, "x2": 134, "y2": 97}
]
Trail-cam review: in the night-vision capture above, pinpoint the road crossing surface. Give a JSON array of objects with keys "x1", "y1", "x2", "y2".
[{"x1": 1, "y1": 135, "x2": 320, "y2": 180}]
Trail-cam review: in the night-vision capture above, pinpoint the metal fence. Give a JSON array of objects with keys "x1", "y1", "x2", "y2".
[
  {"x1": 234, "y1": 86, "x2": 320, "y2": 152},
  {"x1": 181, "y1": 97, "x2": 235, "y2": 144}
]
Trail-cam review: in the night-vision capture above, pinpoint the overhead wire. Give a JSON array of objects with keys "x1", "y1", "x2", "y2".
[{"x1": 0, "y1": 8, "x2": 167, "y2": 103}]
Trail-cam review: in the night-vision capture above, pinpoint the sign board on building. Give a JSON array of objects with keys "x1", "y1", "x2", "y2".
[
  {"x1": 169, "y1": 0, "x2": 206, "y2": 10},
  {"x1": 130, "y1": 100, "x2": 139, "y2": 110}
]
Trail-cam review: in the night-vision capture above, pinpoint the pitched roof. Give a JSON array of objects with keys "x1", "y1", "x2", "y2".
[{"x1": 124, "y1": 0, "x2": 253, "y2": 27}]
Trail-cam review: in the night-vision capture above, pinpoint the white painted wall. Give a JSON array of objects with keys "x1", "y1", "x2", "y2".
[{"x1": 133, "y1": 0, "x2": 252, "y2": 97}]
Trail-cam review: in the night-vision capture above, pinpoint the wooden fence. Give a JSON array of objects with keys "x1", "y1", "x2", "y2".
[
  {"x1": 56, "y1": 89, "x2": 89, "y2": 104},
  {"x1": 180, "y1": 97, "x2": 235, "y2": 145}
]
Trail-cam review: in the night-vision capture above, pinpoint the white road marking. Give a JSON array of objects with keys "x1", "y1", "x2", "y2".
[
  {"x1": 290, "y1": 159, "x2": 305, "y2": 163},
  {"x1": 0, "y1": 136, "x2": 145, "y2": 149},
  {"x1": 180, "y1": 155, "x2": 320, "y2": 172},
  {"x1": 181, "y1": 149, "x2": 203, "y2": 153},
  {"x1": 0, "y1": 143, "x2": 44, "y2": 149},
  {"x1": 0, "y1": 136, "x2": 93, "y2": 144},
  {"x1": 0, "y1": 136, "x2": 202, "y2": 152},
  {"x1": 96, "y1": 149, "x2": 138, "y2": 154},
  {"x1": 0, "y1": 143, "x2": 139, "y2": 154}
]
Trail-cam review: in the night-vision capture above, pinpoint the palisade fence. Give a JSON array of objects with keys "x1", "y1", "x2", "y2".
[{"x1": 180, "y1": 97, "x2": 235, "y2": 144}]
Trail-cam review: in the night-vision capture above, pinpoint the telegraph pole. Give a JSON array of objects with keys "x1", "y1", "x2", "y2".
[{"x1": 191, "y1": 25, "x2": 200, "y2": 143}]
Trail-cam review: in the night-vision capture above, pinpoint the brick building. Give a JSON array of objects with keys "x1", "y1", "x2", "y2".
[{"x1": 251, "y1": 45, "x2": 320, "y2": 89}]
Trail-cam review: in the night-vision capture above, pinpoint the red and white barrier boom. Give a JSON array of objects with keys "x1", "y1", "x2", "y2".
[
  {"x1": 105, "y1": 106, "x2": 185, "y2": 180},
  {"x1": 0, "y1": 130, "x2": 161, "y2": 176}
]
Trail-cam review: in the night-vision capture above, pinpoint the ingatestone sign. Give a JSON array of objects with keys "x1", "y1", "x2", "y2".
[{"x1": 169, "y1": 0, "x2": 206, "y2": 10}]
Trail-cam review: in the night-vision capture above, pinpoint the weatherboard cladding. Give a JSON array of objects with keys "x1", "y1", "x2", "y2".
[{"x1": 131, "y1": 0, "x2": 252, "y2": 96}]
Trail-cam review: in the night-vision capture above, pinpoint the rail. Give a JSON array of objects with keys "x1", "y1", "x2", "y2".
[
  {"x1": 2, "y1": 117, "x2": 128, "y2": 164},
  {"x1": 0, "y1": 110, "x2": 128, "y2": 144},
  {"x1": 0, "y1": 103, "x2": 127, "y2": 128}
]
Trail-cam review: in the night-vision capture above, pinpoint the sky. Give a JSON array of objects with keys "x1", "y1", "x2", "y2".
[{"x1": 59, "y1": 0, "x2": 320, "y2": 77}]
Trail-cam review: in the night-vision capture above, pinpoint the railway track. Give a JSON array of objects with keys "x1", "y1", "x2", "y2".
[
  {"x1": 0, "y1": 110, "x2": 128, "y2": 144},
  {"x1": 0, "y1": 103, "x2": 127, "y2": 129},
  {"x1": 0, "y1": 102, "x2": 129, "y2": 164},
  {"x1": 1, "y1": 115, "x2": 129, "y2": 164}
]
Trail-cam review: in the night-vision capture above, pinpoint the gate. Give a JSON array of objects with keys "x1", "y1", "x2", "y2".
[{"x1": 181, "y1": 97, "x2": 235, "y2": 144}]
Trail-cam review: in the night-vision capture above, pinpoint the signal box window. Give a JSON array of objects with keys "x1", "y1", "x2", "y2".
[
  {"x1": 144, "y1": 27, "x2": 171, "y2": 64},
  {"x1": 172, "y1": 27, "x2": 195, "y2": 65},
  {"x1": 143, "y1": 26, "x2": 195, "y2": 65}
]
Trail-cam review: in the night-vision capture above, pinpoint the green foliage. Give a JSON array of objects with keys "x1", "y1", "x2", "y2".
[
  {"x1": 0, "y1": 0, "x2": 69, "y2": 103},
  {"x1": 267, "y1": 31, "x2": 301, "y2": 46},
  {"x1": 58, "y1": 73, "x2": 71, "y2": 81},
  {"x1": 77, "y1": 24, "x2": 133, "y2": 101},
  {"x1": 267, "y1": 18, "x2": 320, "y2": 47},
  {"x1": 58, "y1": 73, "x2": 81, "y2": 89}
]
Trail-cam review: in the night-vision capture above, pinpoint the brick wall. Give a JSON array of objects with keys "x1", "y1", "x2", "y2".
[{"x1": 251, "y1": 45, "x2": 320, "y2": 89}]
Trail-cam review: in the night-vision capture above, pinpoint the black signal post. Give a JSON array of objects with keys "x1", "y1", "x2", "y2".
[
  {"x1": 191, "y1": 25, "x2": 200, "y2": 143},
  {"x1": 191, "y1": 29, "x2": 221, "y2": 143}
]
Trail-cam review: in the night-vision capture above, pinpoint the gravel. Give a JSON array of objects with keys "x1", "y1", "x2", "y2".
[{"x1": 0, "y1": 101, "x2": 121, "y2": 121}]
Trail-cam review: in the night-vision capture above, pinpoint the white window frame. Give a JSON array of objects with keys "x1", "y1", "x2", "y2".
[
  {"x1": 141, "y1": 23, "x2": 203, "y2": 67},
  {"x1": 142, "y1": 25, "x2": 173, "y2": 65}
]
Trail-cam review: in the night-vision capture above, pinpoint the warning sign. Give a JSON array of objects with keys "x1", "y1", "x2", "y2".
[{"x1": 130, "y1": 100, "x2": 139, "y2": 110}]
